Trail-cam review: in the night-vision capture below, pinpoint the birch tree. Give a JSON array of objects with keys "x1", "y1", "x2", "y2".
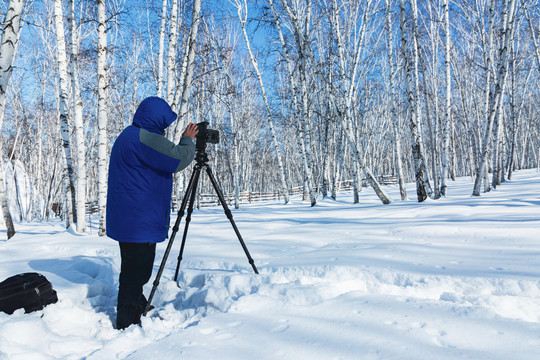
[
  {"x1": 279, "y1": 0, "x2": 317, "y2": 206},
  {"x1": 165, "y1": 0, "x2": 179, "y2": 105},
  {"x1": 479, "y1": 0, "x2": 496, "y2": 193},
  {"x1": 327, "y1": 0, "x2": 366, "y2": 204},
  {"x1": 473, "y1": 0, "x2": 517, "y2": 196},
  {"x1": 421, "y1": 0, "x2": 441, "y2": 198},
  {"x1": 507, "y1": 40, "x2": 532, "y2": 180},
  {"x1": 53, "y1": 0, "x2": 77, "y2": 228},
  {"x1": 233, "y1": 0, "x2": 291, "y2": 204},
  {"x1": 0, "y1": 0, "x2": 24, "y2": 239},
  {"x1": 410, "y1": 0, "x2": 433, "y2": 198},
  {"x1": 399, "y1": 0, "x2": 430, "y2": 202},
  {"x1": 385, "y1": 0, "x2": 407, "y2": 200},
  {"x1": 526, "y1": 7, "x2": 540, "y2": 72},
  {"x1": 440, "y1": 0, "x2": 452, "y2": 196},
  {"x1": 156, "y1": 0, "x2": 167, "y2": 97},
  {"x1": 491, "y1": 5, "x2": 519, "y2": 189},
  {"x1": 172, "y1": 0, "x2": 202, "y2": 143},
  {"x1": 97, "y1": 0, "x2": 108, "y2": 236},
  {"x1": 323, "y1": 0, "x2": 391, "y2": 204},
  {"x1": 68, "y1": 0, "x2": 86, "y2": 233}
]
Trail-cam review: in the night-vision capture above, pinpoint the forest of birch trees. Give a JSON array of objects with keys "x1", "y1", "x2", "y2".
[{"x1": 1, "y1": 0, "x2": 539, "y2": 238}]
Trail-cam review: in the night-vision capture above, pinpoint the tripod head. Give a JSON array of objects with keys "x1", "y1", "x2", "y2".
[{"x1": 195, "y1": 149, "x2": 209, "y2": 166}]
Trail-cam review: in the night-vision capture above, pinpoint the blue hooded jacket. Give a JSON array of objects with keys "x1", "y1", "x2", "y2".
[{"x1": 106, "y1": 97, "x2": 195, "y2": 243}]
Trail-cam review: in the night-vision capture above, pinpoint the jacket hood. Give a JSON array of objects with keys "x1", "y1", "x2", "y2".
[{"x1": 132, "y1": 97, "x2": 177, "y2": 134}]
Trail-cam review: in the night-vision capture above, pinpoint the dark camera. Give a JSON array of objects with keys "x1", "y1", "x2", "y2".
[{"x1": 195, "y1": 121, "x2": 219, "y2": 152}]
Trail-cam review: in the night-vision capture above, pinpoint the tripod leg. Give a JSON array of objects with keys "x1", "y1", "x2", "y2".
[
  {"x1": 173, "y1": 165, "x2": 202, "y2": 282},
  {"x1": 205, "y1": 166, "x2": 259, "y2": 274},
  {"x1": 143, "y1": 167, "x2": 198, "y2": 316},
  {"x1": 173, "y1": 165, "x2": 200, "y2": 231}
]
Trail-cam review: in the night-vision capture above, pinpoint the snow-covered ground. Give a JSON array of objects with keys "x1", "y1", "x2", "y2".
[{"x1": 1, "y1": 170, "x2": 540, "y2": 360}]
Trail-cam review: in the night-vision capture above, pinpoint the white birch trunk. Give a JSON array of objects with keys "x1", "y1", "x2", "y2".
[
  {"x1": 320, "y1": 110, "x2": 331, "y2": 199},
  {"x1": 527, "y1": 12, "x2": 540, "y2": 72},
  {"x1": 267, "y1": 0, "x2": 300, "y2": 203},
  {"x1": 341, "y1": 0, "x2": 368, "y2": 204},
  {"x1": 508, "y1": 62, "x2": 532, "y2": 180},
  {"x1": 277, "y1": 0, "x2": 316, "y2": 206},
  {"x1": 54, "y1": 0, "x2": 76, "y2": 227},
  {"x1": 0, "y1": 0, "x2": 24, "y2": 239},
  {"x1": 493, "y1": 13, "x2": 518, "y2": 188},
  {"x1": 400, "y1": 0, "x2": 428, "y2": 202},
  {"x1": 173, "y1": 0, "x2": 201, "y2": 143},
  {"x1": 508, "y1": 54, "x2": 517, "y2": 180},
  {"x1": 166, "y1": 0, "x2": 179, "y2": 105},
  {"x1": 440, "y1": 0, "x2": 451, "y2": 196},
  {"x1": 157, "y1": 0, "x2": 168, "y2": 97},
  {"x1": 68, "y1": 0, "x2": 86, "y2": 233},
  {"x1": 450, "y1": 116, "x2": 457, "y2": 180},
  {"x1": 420, "y1": 55, "x2": 439, "y2": 199},
  {"x1": 236, "y1": 0, "x2": 290, "y2": 204},
  {"x1": 331, "y1": 128, "x2": 344, "y2": 200},
  {"x1": 429, "y1": 53, "x2": 441, "y2": 193},
  {"x1": 232, "y1": 113, "x2": 240, "y2": 209},
  {"x1": 35, "y1": 88, "x2": 44, "y2": 220},
  {"x1": 491, "y1": 94, "x2": 504, "y2": 188},
  {"x1": 425, "y1": 0, "x2": 441, "y2": 196},
  {"x1": 385, "y1": 0, "x2": 407, "y2": 200},
  {"x1": 97, "y1": 0, "x2": 108, "y2": 236},
  {"x1": 473, "y1": 0, "x2": 517, "y2": 196},
  {"x1": 410, "y1": 0, "x2": 433, "y2": 198},
  {"x1": 478, "y1": 0, "x2": 495, "y2": 193},
  {"x1": 168, "y1": 0, "x2": 195, "y2": 201}
]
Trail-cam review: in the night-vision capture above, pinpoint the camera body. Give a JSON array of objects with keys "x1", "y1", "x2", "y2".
[{"x1": 195, "y1": 121, "x2": 219, "y2": 153}]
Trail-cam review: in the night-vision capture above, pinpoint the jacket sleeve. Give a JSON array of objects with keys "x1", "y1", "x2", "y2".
[{"x1": 139, "y1": 129, "x2": 196, "y2": 173}]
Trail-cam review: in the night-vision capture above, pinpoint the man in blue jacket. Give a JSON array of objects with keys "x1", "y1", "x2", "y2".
[{"x1": 106, "y1": 97, "x2": 198, "y2": 330}]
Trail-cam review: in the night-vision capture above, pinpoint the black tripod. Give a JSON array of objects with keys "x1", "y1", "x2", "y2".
[{"x1": 144, "y1": 150, "x2": 258, "y2": 315}]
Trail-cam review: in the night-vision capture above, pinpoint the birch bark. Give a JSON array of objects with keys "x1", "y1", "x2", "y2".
[
  {"x1": 54, "y1": 0, "x2": 77, "y2": 227},
  {"x1": 507, "y1": 61, "x2": 532, "y2": 180},
  {"x1": 420, "y1": 55, "x2": 439, "y2": 198},
  {"x1": 478, "y1": 0, "x2": 496, "y2": 193},
  {"x1": 166, "y1": 0, "x2": 179, "y2": 105},
  {"x1": 399, "y1": 0, "x2": 428, "y2": 202},
  {"x1": 473, "y1": 0, "x2": 517, "y2": 196},
  {"x1": 440, "y1": 0, "x2": 451, "y2": 196},
  {"x1": 157, "y1": 0, "x2": 168, "y2": 98},
  {"x1": 527, "y1": 12, "x2": 540, "y2": 72},
  {"x1": 68, "y1": 0, "x2": 86, "y2": 233},
  {"x1": 0, "y1": 0, "x2": 24, "y2": 239},
  {"x1": 385, "y1": 0, "x2": 407, "y2": 200},
  {"x1": 97, "y1": 0, "x2": 108, "y2": 236},
  {"x1": 173, "y1": 0, "x2": 201, "y2": 143},
  {"x1": 230, "y1": 108, "x2": 240, "y2": 209},
  {"x1": 410, "y1": 0, "x2": 433, "y2": 198}
]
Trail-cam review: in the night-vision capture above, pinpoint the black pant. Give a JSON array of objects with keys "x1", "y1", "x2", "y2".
[{"x1": 117, "y1": 242, "x2": 156, "y2": 330}]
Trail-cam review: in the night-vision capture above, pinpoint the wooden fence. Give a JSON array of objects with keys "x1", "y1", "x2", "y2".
[
  {"x1": 172, "y1": 175, "x2": 397, "y2": 209},
  {"x1": 85, "y1": 176, "x2": 397, "y2": 214}
]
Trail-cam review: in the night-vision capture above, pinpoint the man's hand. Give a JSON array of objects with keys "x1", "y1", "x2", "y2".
[{"x1": 182, "y1": 123, "x2": 199, "y2": 140}]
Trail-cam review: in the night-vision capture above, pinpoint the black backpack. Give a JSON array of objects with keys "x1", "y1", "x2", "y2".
[{"x1": 0, "y1": 272, "x2": 58, "y2": 314}]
